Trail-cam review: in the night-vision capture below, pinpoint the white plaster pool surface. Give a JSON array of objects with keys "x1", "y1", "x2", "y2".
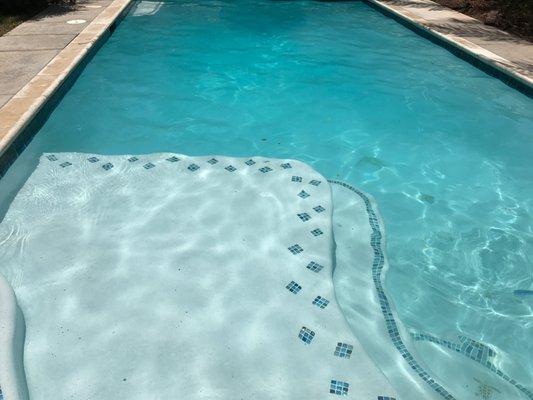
[{"x1": 0, "y1": 153, "x2": 399, "y2": 399}]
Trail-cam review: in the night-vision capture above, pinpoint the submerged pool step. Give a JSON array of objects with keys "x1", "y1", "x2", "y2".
[{"x1": 0, "y1": 153, "x2": 397, "y2": 400}]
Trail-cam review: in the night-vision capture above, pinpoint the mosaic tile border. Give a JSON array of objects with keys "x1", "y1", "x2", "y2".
[
  {"x1": 329, "y1": 180, "x2": 455, "y2": 400},
  {"x1": 330, "y1": 180, "x2": 533, "y2": 400}
]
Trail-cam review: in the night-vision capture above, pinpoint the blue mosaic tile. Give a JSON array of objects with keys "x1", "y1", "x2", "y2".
[
  {"x1": 311, "y1": 228, "x2": 323, "y2": 236},
  {"x1": 313, "y1": 205, "x2": 326, "y2": 213},
  {"x1": 245, "y1": 159, "x2": 256, "y2": 166},
  {"x1": 330, "y1": 380, "x2": 349, "y2": 395},
  {"x1": 286, "y1": 281, "x2": 302, "y2": 294},
  {"x1": 328, "y1": 180, "x2": 459, "y2": 400},
  {"x1": 102, "y1": 163, "x2": 113, "y2": 170},
  {"x1": 188, "y1": 163, "x2": 200, "y2": 171},
  {"x1": 46, "y1": 154, "x2": 58, "y2": 161},
  {"x1": 334, "y1": 343, "x2": 353, "y2": 359},
  {"x1": 225, "y1": 165, "x2": 236, "y2": 172},
  {"x1": 306, "y1": 261, "x2": 324, "y2": 273},
  {"x1": 288, "y1": 244, "x2": 304, "y2": 255},
  {"x1": 377, "y1": 397, "x2": 396, "y2": 400},
  {"x1": 60, "y1": 162, "x2": 72, "y2": 168},
  {"x1": 87, "y1": 157, "x2": 99, "y2": 163},
  {"x1": 297, "y1": 212, "x2": 311, "y2": 222},
  {"x1": 313, "y1": 296, "x2": 329, "y2": 309},
  {"x1": 259, "y1": 166, "x2": 272, "y2": 173},
  {"x1": 127, "y1": 156, "x2": 138, "y2": 162},
  {"x1": 281, "y1": 162, "x2": 292, "y2": 169},
  {"x1": 298, "y1": 190, "x2": 310, "y2": 198},
  {"x1": 309, "y1": 179, "x2": 321, "y2": 186},
  {"x1": 207, "y1": 158, "x2": 218, "y2": 165},
  {"x1": 292, "y1": 176, "x2": 302, "y2": 182},
  {"x1": 298, "y1": 327, "x2": 315, "y2": 345},
  {"x1": 144, "y1": 163, "x2": 155, "y2": 169},
  {"x1": 166, "y1": 156, "x2": 180, "y2": 162}
]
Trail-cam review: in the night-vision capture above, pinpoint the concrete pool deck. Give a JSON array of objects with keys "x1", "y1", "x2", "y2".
[
  {"x1": 0, "y1": 0, "x2": 133, "y2": 164},
  {"x1": 0, "y1": 0, "x2": 532, "y2": 169}
]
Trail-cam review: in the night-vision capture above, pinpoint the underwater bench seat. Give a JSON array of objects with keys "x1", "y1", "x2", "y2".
[{"x1": 0, "y1": 153, "x2": 397, "y2": 400}]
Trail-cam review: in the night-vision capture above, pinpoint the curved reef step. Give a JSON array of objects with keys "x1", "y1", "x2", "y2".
[{"x1": 0, "y1": 274, "x2": 29, "y2": 400}]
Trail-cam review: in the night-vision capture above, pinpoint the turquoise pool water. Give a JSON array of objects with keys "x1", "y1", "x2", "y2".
[{"x1": 1, "y1": 0, "x2": 532, "y2": 396}]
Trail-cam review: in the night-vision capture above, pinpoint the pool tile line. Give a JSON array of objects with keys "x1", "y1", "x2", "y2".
[
  {"x1": 329, "y1": 179, "x2": 456, "y2": 400},
  {"x1": 329, "y1": 179, "x2": 533, "y2": 400},
  {"x1": 411, "y1": 332, "x2": 533, "y2": 398}
]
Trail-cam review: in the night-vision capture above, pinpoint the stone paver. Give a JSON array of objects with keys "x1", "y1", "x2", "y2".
[
  {"x1": 0, "y1": 0, "x2": 113, "y2": 100},
  {"x1": 368, "y1": 0, "x2": 533, "y2": 81}
]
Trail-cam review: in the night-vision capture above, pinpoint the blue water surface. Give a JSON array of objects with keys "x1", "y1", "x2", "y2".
[{"x1": 2, "y1": 0, "x2": 533, "y2": 394}]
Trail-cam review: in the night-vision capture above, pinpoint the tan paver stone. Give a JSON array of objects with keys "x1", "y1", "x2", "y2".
[{"x1": 13, "y1": 75, "x2": 58, "y2": 99}]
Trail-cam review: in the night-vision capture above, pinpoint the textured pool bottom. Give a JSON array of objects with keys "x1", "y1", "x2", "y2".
[{"x1": 0, "y1": 153, "x2": 397, "y2": 399}]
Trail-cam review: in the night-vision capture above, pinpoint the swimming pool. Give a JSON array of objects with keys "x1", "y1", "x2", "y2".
[{"x1": 0, "y1": 0, "x2": 532, "y2": 398}]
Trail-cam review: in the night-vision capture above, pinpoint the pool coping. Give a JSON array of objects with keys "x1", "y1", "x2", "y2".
[
  {"x1": 363, "y1": 0, "x2": 533, "y2": 95},
  {"x1": 0, "y1": 0, "x2": 133, "y2": 165}
]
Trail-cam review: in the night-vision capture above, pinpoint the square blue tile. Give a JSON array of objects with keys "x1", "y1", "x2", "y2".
[
  {"x1": 245, "y1": 159, "x2": 256, "y2": 166},
  {"x1": 311, "y1": 228, "x2": 323, "y2": 236},
  {"x1": 225, "y1": 165, "x2": 236, "y2": 172},
  {"x1": 259, "y1": 166, "x2": 272, "y2": 173},
  {"x1": 207, "y1": 158, "x2": 218, "y2": 165},
  {"x1": 309, "y1": 180, "x2": 321, "y2": 186},
  {"x1": 166, "y1": 156, "x2": 180, "y2": 162},
  {"x1": 87, "y1": 157, "x2": 99, "y2": 163},
  {"x1": 297, "y1": 213, "x2": 311, "y2": 222},
  {"x1": 127, "y1": 156, "x2": 138, "y2": 162},
  {"x1": 288, "y1": 244, "x2": 304, "y2": 254},
  {"x1": 313, "y1": 205, "x2": 325, "y2": 213},
  {"x1": 60, "y1": 162, "x2": 72, "y2": 168},
  {"x1": 306, "y1": 261, "x2": 324, "y2": 273},
  {"x1": 144, "y1": 163, "x2": 155, "y2": 169},
  {"x1": 334, "y1": 343, "x2": 353, "y2": 359},
  {"x1": 292, "y1": 176, "x2": 302, "y2": 182},
  {"x1": 102, "y1": 163, "x2": 113, "y2": 170},
  {"x1": 188, "y1": 163, "x2": 200, "y2": 171},
  {"x1": 313, "y1": 296, "x2": 329, "y2": 309},
  {"x1": 299, "y1": 327, "x2": 315, "y2": 345},
  {"x1": 298, "y1": 190, "x2": 310, "y2": 198},
  {"x1": 281, "y1": 163, "x2": 292, "y2": 169},
  {"x1": 286, "y1": 281, "x2": 302, "y2": 294},
  {"x1": 330, "y1": 380, "x2": 349, "y2": 396}
]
